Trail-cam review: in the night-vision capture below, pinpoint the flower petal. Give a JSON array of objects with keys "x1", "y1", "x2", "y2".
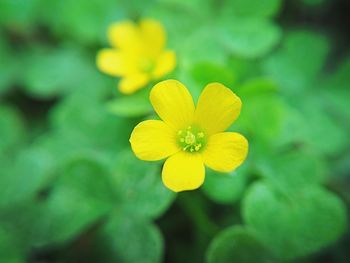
[
  {"x1": 118, "y1": 74, "x2": 150, "y2": 94},
  {"x1": 152, "y1": 50, "x2": 176, "y2": 79},
  {"x1": 162, "y1": 152, "x2": 205, "y2": 192},
  {"x1": 195, "y1": 83, "x2": 242, "y2": 135},
  {"x1": 96, "y1": 49, "x2": 128, "y2": 76},
  {"x1": 150, "y1": 80, "x2": 195, "y2": 130},
  {"x1": 140, "y1": 19, "x2": 166, "y2": 57},
  {"x1": 108, "y1": 21, "x2": 140, "y2": 51},
  {"x1": 130, "y1": 120, "x2": 179, "y2": 161},
  {"x1": 203, "y1": 132, "x2": 248, "y2": 173}
]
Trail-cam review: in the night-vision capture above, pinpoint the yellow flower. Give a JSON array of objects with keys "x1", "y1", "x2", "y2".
[
  {"x1": 129, "y1": 80, "x2": 249, "y2": 192},
  {"x1": 96, "y1": 19, "x2": 176, "y2": 94}
]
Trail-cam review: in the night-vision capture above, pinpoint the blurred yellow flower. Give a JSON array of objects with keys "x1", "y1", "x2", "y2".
[
  {"x1": 96, "y1": 19, "x2": 176, "y2": 94},
  {"x1": 129, "y1": 80, "x2": 248, "y2": 192}
]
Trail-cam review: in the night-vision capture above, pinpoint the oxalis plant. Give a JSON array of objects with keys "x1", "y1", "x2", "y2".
[{"x1": 0, "y1": 0, "x2": 349, "y2": 263}]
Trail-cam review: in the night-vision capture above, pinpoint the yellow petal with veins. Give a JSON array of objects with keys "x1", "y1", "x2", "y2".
[
  {"x1": 195, "y1": 83, "x2": 242, "y2": 136},
  {"x1": 203, "y1": 132, "x2": 248, "y2": 172},
  {"x1": 162, "y1": 152, "x2": 205, "y2": 192},
  {"x1": 130, "y1": 120, "x2": 179, "y2": 161},
  {"x1": 150, "y1": 80, "x2": 195, "y2": 131}
]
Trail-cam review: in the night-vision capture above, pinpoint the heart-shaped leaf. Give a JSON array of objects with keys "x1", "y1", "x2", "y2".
[{"x1": 243, "y1": 181, "x2": 347, "y2": 260}]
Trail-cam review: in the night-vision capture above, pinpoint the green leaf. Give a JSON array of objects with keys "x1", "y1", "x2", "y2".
[
  {"x1": 0, "y1": 201, "x2": 43, "y2": 258},
  {"x1": 96, "y1": 214, "x2": 163, "y2": 263},
  {"x1": 179, "y1": 25, "x2": 226, "y2": 67},
  {"x1": 263, "y1": 30, "x2": 330, "y2": 92},
  {"x1": 256, "y1": 150, "x2": 327, "y2": 193},
  {"x1": 156, "y1": 0, "x2": 212, "y2": 18},
  {"x1": 145, "y1": 3, "x2": 204, "y2": 49},
  {"x1": 237, "y1": 77, "x2": 278, "y2": 96},
  {"x1": 107, "y1": 89, "x2": 153, "y2": 117},
  {"x1": 22, "y1": 46, "x2": 111, "y2": 99},
  {"x1": 0, "y1": 0, "x2": 39, "y2": 31},
  {"x1": 38, "y1": 0, "x2": 126, "y2": 44},
  {"x1": 190, "y1": 62, "x2": 236, "y2": 90},
  {"x1": 22, "y1": 46, "x2": 83, "y2": 98},
  {"x1": 222, "y1": 0, "x2": 282, "y2": 18},
  {"x1": 325, "y1": 55, "x2": 350, "y2": 90},
  {"x1": 0, "y1": 37, "x2": 17, "y2": 94},
  {"x1": 297, "y1": 95, "x2": 348, "y2": 156},
  {"x1": 33, "y1": 158, "x2": 115, "y2": 245},
  {"x1": 1, "y1": 146, "x2": 56, "y2": 208},
  {"x1": 0, "y1": 226, "x2": 24, "y2": 263},
  {"x1": 332, "y1": 151, "x2": 350, "y2": 179},
  {"x1": 235, "y1": 83, "x2": 286, "y2": 145},
  {"x1": 227, "y1": 57, "x2": 261, "y2": 82},
  {"x1": 110, "y1": 150, "x2": 175, "y2": 219},
  {"x1": 0, "y1": 105, "x2": 25, "y2": 153},
  {"x1": 235, "y1": 78, "x2": 318, "y2": 150},
  {"x1": 218, "y1": 17, "x2": 281, "y2": 58},
  {"x1": 206, "y1": 226, "x2": 276, "y2": 263},
  {"x1": 243, "y1": 182, "x2": 347, "y2": 260},
  {"x1": 202, "y1": 168, "x2": 247, "y2": 204},
  {"x1": 49, "y1": 95, "x2": 132, "y2": 155},
  {"x1": 322, "y1": 56, "x2": 350, "y2": 123}
]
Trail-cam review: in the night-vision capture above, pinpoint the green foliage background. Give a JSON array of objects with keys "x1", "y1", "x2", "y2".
[{"x1": 0, "y1": 0, "x2": 350, "y2": 262}]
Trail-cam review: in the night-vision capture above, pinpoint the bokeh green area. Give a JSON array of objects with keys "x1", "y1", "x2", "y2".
[{"x1": 1, "y1": 0, "x2": 350, "y2": 262}]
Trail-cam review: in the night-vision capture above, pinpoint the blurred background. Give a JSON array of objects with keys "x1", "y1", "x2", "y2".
[{"x1": 0, "y1": 0, "x2": 350, "y2": 262}]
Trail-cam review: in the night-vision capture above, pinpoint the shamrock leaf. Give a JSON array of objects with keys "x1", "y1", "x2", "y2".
[
  {"x1": 207, "y1": 226, "x2": 276, "y2": 263},
  {"x1": 243, "y1": 181, "x2": 347, "y2": 260}
]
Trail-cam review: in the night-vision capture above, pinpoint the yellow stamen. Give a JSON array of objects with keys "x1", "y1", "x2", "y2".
[{"x1": 177, "y1": 126, "x2": 206, "y2": 153}]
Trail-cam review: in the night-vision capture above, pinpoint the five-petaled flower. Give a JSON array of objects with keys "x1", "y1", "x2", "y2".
[
  {"x1": 96, "y1": 19, "x2": 176, "y2": 94},
  {"x1": 129, "y1": 79, "x2": 249, "y2": 192}
]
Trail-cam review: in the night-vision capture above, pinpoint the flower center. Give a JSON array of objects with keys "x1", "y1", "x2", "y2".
[
  {"x1": 139, "y1": 58, "x2": 155, "y2": 73},
  {"x1": 177, "y1": 126, "x2": 206, "y2": 153}
]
